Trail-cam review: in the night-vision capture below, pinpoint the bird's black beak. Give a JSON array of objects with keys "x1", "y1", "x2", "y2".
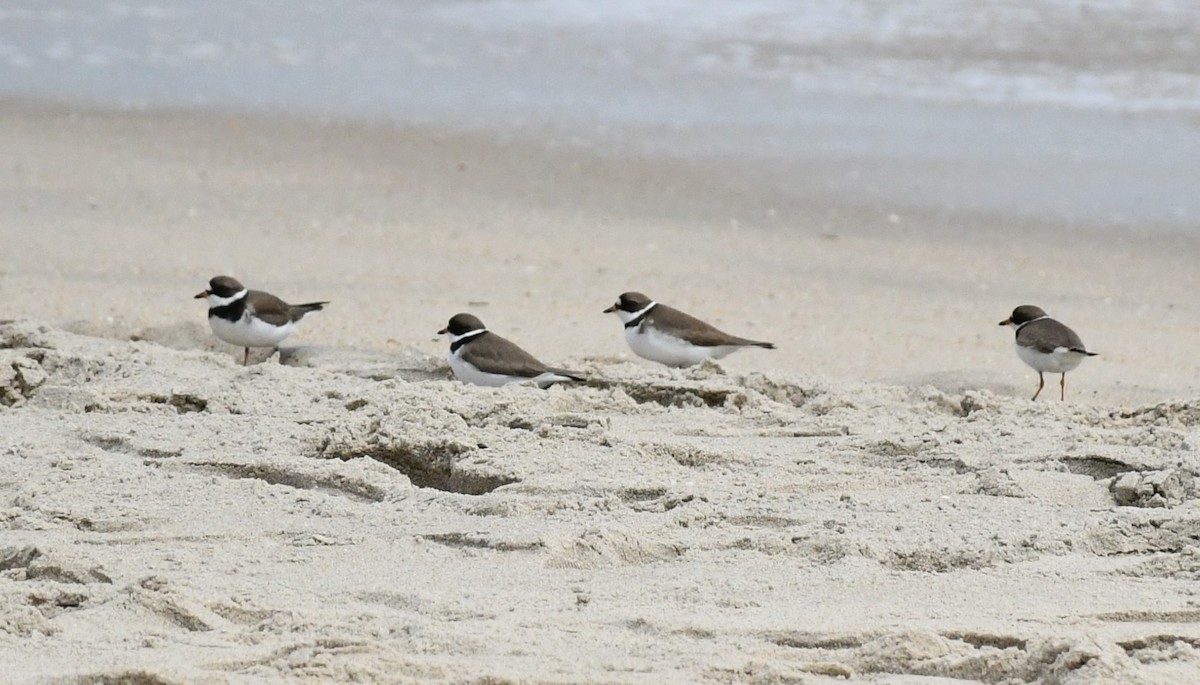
[
  {"x1": 194, "y1": 290, "x2": 209, "y2": 299},
  {"x1": 603, "y1": 303, "x2": 618, "y2": 313},
  {"x1": 998, "y1": 318, "x2": 1012, "y2": 326},
  {"x1": 437, "y1": 326, "x2": 448, "y2": 335}
]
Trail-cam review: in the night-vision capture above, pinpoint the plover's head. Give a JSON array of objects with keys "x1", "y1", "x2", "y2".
[
  {"x1": 194, "y1": 275, "x2": 247, "y2": 306},
  {"x1": 604, "y1": 291, "x2": 655, "y2": 323},
  {"x1": 999, "y1": 304, "x2": 1047, "y2": 327},
  {"x1": 438, "y1": 313, "x2": 486, "y2": 341}
]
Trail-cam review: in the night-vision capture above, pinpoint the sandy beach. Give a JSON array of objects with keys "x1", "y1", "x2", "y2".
[{"x1": 0, "y1": 98, "x2": 1198, "y2": 684}]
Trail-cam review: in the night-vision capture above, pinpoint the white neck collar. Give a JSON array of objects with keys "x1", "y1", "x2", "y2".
[
  {"x1": 447, "y1": 328, "x2": 486, "y2": 344},
  {"x1": 1015, "y1": 315, "x2": 1048, "y2": 332},
  {"x1": 615, "y1": 301, "x2": 657, "y2": 324},
  {"x1": 207, "y1": 288, "x2": 248, "y2": 307}
]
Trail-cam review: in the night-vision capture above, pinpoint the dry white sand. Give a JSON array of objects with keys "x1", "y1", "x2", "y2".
[{"x1": 1, "y1": 102, "x2": 1199, "y2": 683}]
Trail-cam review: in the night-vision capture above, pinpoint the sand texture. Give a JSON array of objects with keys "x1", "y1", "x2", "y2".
[{"x1": 1, "y1": 103, "x2": 1199, "y2": 683}]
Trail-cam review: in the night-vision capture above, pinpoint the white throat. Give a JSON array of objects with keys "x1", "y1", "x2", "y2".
[
  {"x1": 207, "y1": 288, "x2": 248, "y2": 308},
  {"x1": 615, "y1": 301, "x2": 656, "y2": 324}
]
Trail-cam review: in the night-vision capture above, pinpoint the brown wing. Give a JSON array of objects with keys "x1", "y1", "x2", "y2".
[
  {"x1": 461, "y1": 333, "x2": 554, "y2": 378},
  {"x1": 244, "y1": 290, "x2": 295, "y2": 327},
  {"x1": 1018, "y1": 318, "x2": 1088, "y2": 354},
  {"x1": 246, "y1": 290, "x2": 326, "y2": 325},
  {"x1": 645, "y1": 304, "x2": 774, "y2": 348}
]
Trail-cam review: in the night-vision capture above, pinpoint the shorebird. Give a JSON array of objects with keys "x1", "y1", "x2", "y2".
[
  {"x1": 439, "y1": 313, "x2": 584, "y2": 388},
  {"x1": 604, "y1": 291, "x2": 775, "y2": 367},
  {"x1": 999, "y1": 304, "x2": 1097, "y2": 400},
  {"x1": 195, "y1": 275, "x2": 327, "y2": 365}
]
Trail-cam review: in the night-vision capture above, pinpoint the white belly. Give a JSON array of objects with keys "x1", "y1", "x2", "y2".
[
  {"x1": 447, "y1": 351, "x2": 574, "y2": 388},
  {"x1": 1016, "y1": 343, "x2": 1086, "y2": 374},
  {"x1": 624, "y1": 326, "x2": 736, "y2": 367},
  {"x1": 447, "y1": 352, "x2": 519, "y2": 387},
  {"x1": 209, "y1": 314, "x2": 295, "y2": 348}
]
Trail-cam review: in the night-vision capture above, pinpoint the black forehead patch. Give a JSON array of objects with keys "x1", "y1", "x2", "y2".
[
  {"x1": 446, "y1": 313, "x2": 486, "y2": 335},
  {"x1": 208, "y1": 275, "x2": 244, "y2": 297},
  {"x1": 1011, "y1": 305, "x2": 1047, "y2": 324},
  {"x1": 618, "y1": 291, "x2": 652, "y2": 311}
]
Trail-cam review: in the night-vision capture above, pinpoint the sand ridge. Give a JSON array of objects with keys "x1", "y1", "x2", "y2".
[{"x1": 1, "y1": 319, "x2": 1198, "y2": 683}]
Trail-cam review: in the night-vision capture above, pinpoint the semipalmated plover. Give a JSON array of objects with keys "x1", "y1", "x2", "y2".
[
  {"x1": 999, "y1": 305, "x2": 1097, "y2": 401},
  {"x1": 194, "y1": 275, "x2": 328, "y2": 365},
  {"x1": 438, "y1": 313, "x2": 584, "y2": 388},
  {"x1": 603, "y1": 291, "x2": 775, "y2": 367}
]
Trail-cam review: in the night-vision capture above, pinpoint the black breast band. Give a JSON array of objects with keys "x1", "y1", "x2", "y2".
[
  {"x1": 451, "y1": 330, "x2": 486, "y2": 352},
  {"x1": 209, "y1": 298, "x2": 246, "y2": 323}
]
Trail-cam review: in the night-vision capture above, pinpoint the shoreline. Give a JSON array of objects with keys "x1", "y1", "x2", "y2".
[{"x1": 1, "y1": 98, "x2": 1198, "y2": 405}]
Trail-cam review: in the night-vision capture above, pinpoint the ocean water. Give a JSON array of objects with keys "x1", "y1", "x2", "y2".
[{"x1": 1, "y1": 0, "x2": 1198, "y2": 228}]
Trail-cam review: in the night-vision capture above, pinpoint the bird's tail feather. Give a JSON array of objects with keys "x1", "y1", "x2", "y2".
[{"x1": 548, "y1": 368, "x2": 587, "y2": 382}]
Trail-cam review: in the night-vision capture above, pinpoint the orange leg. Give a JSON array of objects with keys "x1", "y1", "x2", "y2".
[
  {"x1": 1060, "y1": 373, "x2": 1066, "y2": 401},
  {"x1": 1031, "y1": 372, "x2": 1044, "y2": 401}
]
